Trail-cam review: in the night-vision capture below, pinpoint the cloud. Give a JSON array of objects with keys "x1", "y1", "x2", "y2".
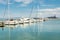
[
  {"x1": 14, "y1": 0, "x2": 22, "y2": 2},
  {"x1": 40, "y1": 7, "x2": 60, "y2": 12},
  {"x1": 31, "y1": 7, "x2": 60, "y2": 17},
  {"x1": 14, "y1": 0, "x2": 46, "y2": 7},
  {"x1": 40, "y1": 4, "x2": 54, "y2": 7},
  {"x1": 0, "y1": 0, "x2": 13, "y2": 5},
  {"x1": 20, "y1": 3, "x2": 28, "y2": 6},
  {"x1": 0, "y1": 0, "x2": 6, "y2": 4},
  {"x1": 14, "y1": 0, "x2": 33, "y2": 6},
  {"x1": 0, "y1": 0, "x2": 54, "y2": 7},
  {"x1": 15, "y1": 0, "x2": 33, "y2": 3},
  {"x1": 39, "y1": 0, "x2": 44, "y2": 4},
  {"x1": 33, "y1": 7, "x2": 60, "y2": 17}
]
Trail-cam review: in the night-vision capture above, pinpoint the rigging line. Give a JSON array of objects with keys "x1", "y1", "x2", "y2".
[
  {"x1": 2, "y1": 1, "x2": 8, "y2": 21},
  {"x1": 37, "y1": 0, "x2": 44, "y2": 40},
  {"x1": 3, "y1": 5, "x2": 7, "y2": 20},
  {"x1": 7, "y1": 0, "x2": 11, "y2": 40},
  {"x1": 30, "y1": 2, "x2": 37, "y2": 18},
  {"x1": 29, "y1": 1, "x2": 36, "y2": 18},
  {"x1": 37, "y1": 1, "x2": 40, "y2": 18},
  {"x1": 7, "y1": 0, "x2": 11, "y2": 20},
  {"x1": 36, "y1": 0, "x2": 42, "y2": 40},
  {"x1": 29, "y1": 4, "x2": 33, "y2": 18}
]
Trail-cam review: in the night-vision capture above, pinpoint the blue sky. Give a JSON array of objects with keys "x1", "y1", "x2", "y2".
[{"x1": 0, "y1": 0, "x2": 60, "y2": 18}]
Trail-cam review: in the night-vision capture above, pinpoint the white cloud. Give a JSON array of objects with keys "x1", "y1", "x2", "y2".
[
  {"x1": 0, "y1": 0, "x2": 13, "y2": 5},
  {"x1": 40, "y1": 8, "x2": 60, "y2": 12},
  {"x1": 0, "y1": 0, "x2": 6, "y2": 4},
  {"x1": 15, "y1": 0, "x2": 33, "y2": 3},
  {"x1": 14, "y1": 0, "x2": 33, "y2": 6},
  {"x1": 40, "y1": 8, "x2": 56, "y2": 12},
  {"x1": 39, "y1": 0, "x2": 44, "y2": 4},
  {"x1": 20, "y1": 3, "x2": 28, "y2": 6},
  {"x1": 40, "y1": 4, "x2": 54, "y2": 7},
  {"x1": 33, "y1": 7, "x2": 60, "y2": 17},
  {"x1": 14, "y1": 0, "x2": 22, "y2": 2}
]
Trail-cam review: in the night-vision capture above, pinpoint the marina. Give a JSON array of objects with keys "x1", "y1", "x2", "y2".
[
  {"x1": 0, "y1": 17, "x2": 59, "y2": 27},
  {"x1": 0, "y1": 0, "x2": 60, "y2": 40},
  {"x1": 0, "y1": 19, "x2": 60, "y2": 40},
  {"x1": 0, "y1": 17, "x2": 49, "y2": 27}
]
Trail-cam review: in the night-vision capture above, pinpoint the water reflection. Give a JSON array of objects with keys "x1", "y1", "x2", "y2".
[
  {"x1": 19, "y1": 23, "x2": 33, "y2": 28},
  {"x1": 0, "y1": 27, "x2": 4, "y2": 31},
  {"x1": 0, "y1": 20, "x2": 60, "y2": 32},
  {"x1": 0, "y1": 19, "x2": 60, "y2": 40}
]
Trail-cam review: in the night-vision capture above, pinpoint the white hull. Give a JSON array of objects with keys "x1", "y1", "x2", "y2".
[
  {"x1": 19, "y1": 18, "x2": 34, "y2": 24},
  {"x1": 39, "y1": 19, "x2": 43, "y2": 22},
  {"x1": 19, "y1": 20, "x2": 29, "y2": 24},
  {"x1": 4, "y1": 21, "x2": 18, "y2": 25}
]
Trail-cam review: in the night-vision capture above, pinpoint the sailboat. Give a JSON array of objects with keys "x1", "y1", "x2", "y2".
[
  {"x1": 4, "y1": 19, "x2": 18, "y2": 25},
  {"x1": 4, "y1": 1, "x2": 18, "y2": 25},
  {"x1": 30, "y1": 1, "x2": 44, "y2": 22},
  {"x1": 19, "y1": 18, "x2": 31, "y2": 24},
  {"x1": 36, "y1": 1, "x2": 44, "y2": 22}
]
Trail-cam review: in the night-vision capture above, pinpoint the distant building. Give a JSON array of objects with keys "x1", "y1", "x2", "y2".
[{"x1": 47, "y1": 15, "x2": 57, "y2": 19}]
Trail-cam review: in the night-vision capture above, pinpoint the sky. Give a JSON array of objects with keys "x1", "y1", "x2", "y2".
[{"x1": 0, "y1": 0, "x2": 60, "y2": 18}]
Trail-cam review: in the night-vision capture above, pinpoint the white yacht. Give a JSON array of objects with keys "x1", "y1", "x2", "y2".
[
  {"x1": 19, "y1": 18, "x2": 34, "y2": 24},
  {"x1": 4, "y1": 19, "x2": 18, "y2": 25}
]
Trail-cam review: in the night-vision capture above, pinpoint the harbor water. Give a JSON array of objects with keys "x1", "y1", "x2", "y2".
[{"x1": 0, "y1": 19, "x2": 60, "y2": 40}]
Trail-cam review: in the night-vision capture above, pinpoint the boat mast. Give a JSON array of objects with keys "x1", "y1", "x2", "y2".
[
  {"x1": 3, "y1": 4, "x2": 7, "y2": 20},
  {"x1": 29, "y1": 2, "x2": 34, "y2": 18},
  {"x1": 32, "y1": 0, "x2": 40, "y2": 18},
  {"x1": 29, "y1": 3, "x2": 33, "y2": 18},
  {"x1": 37, "y1": 0, "x2": 40, "y2": 18},
  {"x1": 7, "y1": 0, "x2": 11, "y2": 40},
  {"x1": 7, "y1": 0, "x2": 11, "y2": 20}
]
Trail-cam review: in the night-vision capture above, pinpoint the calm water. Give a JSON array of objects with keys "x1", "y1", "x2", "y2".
[{"x1": 0, "y1": 19, "x2": 60, "y2": 40}]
